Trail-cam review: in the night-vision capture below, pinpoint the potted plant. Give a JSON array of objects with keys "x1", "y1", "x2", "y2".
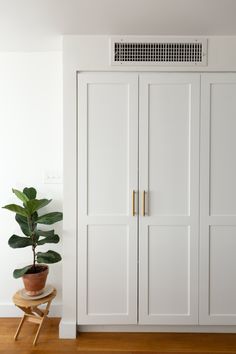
[{"x1": 3, "y1": 187, "x2": 62, "y2": 296}]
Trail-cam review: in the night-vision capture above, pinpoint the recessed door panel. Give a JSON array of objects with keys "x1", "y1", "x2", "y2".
[
  {"x1": 87, "y1": 83, "x2": 128, "y2": 215},
  {"x1": 87, "y1": 225, "x2": 128, "y2": 315},
  {"x1": 148, "y1": 226, "x2": 190, "y2": 316},
  {"x1": 210, "y1": 84, "x2": 236, "y2": 216},
  {"x1": 209, "y1": 226, "x2": 236, "y2": 316},
  {"x1": 149, "y1": 84, "x2": 190, "y2": 216}
]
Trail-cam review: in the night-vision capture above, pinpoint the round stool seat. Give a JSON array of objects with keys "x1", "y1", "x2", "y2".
[{"x1": 13, "y1": 288, "x2": 56, "y2": 307}]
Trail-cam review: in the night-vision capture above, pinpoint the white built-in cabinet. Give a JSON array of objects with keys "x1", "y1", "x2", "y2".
[
  {"x1": 200, "y1": 74, "x2": 236, "y2": 325},
  {"x1": 78, "y1": 73, "x2": 138, "y2": 324},
  {"x1": 77, "y1": 72, "x2": 236, "y2": 326},
  {"x1": 139, "y1": 74, "x2": 200, "y2": 324}
]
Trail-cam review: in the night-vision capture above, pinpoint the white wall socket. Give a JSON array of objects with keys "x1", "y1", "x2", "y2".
[{"x1": 44, "y1": 171, "x2": 62, "y2": 184}]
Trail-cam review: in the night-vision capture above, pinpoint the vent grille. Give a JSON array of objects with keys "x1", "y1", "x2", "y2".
[{"x1": 110, "y1": 38, "x2": 207, "y2": 66}]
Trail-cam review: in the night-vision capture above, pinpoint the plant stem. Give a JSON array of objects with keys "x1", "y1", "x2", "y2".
[
  {"x1": 32, "y1": 244, "x2": 36, "y2": 271},
  {"x1": 27, "y1": 215, "x2": 36, "y2": 272}
]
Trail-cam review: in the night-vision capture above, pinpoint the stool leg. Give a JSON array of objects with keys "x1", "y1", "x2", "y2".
[
  {"x1": 33, "y1": 315, "x2": 45, "y2": 346},
  {"x1": 33, "y1": 299, "x2": 52, "y2": 346},
  {"x1": 14, "y1": 314, "x2": 26, "y2": 341}
]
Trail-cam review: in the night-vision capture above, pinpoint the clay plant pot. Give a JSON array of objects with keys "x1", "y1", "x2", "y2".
[{"x1": 22, "y1": 265, "x2": 49, "y2": 296}]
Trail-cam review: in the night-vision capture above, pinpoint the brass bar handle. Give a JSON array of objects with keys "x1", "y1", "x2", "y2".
[
  {"x1": 132, "y1": 190, "x2": 135, "y2": 216},
  {"x1": 142, "y1": 191, "x2": 146, "y2": 216}
]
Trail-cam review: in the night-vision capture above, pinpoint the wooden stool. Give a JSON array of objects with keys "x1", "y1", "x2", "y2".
[{"x1": 12, "y1": 288, "x2": 56, "y2": 345}]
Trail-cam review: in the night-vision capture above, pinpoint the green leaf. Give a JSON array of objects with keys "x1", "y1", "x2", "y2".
[
  {"x1": 8, "y1": 235, "x2": 32, "y2": 248},
  {"x1": 13, "y1": 265, "x2": 32, "y2": 279},
  {"x1": 36, "y1": 229, "x2": 55, "y2": 237},
  {"x1": 12, "y1": 189, "x2": 29, "y2": 203},
  {"x1": 25, "y1": 199, "x2": 52, "y2": 214},
  {"x1": 37, "y1": 234, "x2": 60, "y2": 245},
  {"x1": 23, "y1": 187, "x2": 37, "y2": 200},
  {"x1": 37, "y1": 250, "x2": 61, "y2": 264},
  {"x1": 2, "y1": 204, "x2": 28, "y2": 217},
  {"x1": 15, "y1": 214, "x2": 31, "y2": 236},
  {"x1": 37, "y1": 212, "x2": 63, "y2": 225}
]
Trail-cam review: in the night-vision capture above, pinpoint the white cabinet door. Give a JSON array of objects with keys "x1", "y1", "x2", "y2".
[
  {"x1": 200, "y1": 74, "x2": 236, "y2": 325},
  {"x1": 77, "y1": 73, "x2": 138, "y2": 324},
  {"x1": 139, "y1": 74, "x2": 200, "y2": 324}
]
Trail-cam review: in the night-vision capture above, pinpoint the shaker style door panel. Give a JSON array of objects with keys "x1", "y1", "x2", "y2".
[
  {"x1": 200, "y1": 74, "x2": 236, "y2": 325},
  {"x1": 78, "y1": 73, "x2": 138, "y2": 324},
  {"x1": 139, "y1": 74, "x2": 200, "y2": 324}
]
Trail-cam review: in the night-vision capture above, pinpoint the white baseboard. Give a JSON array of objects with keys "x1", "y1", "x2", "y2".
[
  {"x1": 59, "y1": 319, "x2": 77, "y2": 338},
  {"x1": 0, "y1": 302, "x2": 61, "y2": 317},
  {"x1": 78, "y1": 324, "x2": 236, "y2": 333}
]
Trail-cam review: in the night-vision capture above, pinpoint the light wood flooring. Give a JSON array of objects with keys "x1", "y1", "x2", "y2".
[{"x1": 1, "y1": 318, "x2": 236, "y2": 353}]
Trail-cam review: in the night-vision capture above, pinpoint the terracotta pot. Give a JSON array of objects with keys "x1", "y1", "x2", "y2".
[{"x1": 22, "y1": 265, "x2": 48, "y2": 296}]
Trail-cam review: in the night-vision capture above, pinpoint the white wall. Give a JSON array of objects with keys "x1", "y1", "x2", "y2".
[{"x1": 0, "y1": 51, "x2": 62, "y2": 316}]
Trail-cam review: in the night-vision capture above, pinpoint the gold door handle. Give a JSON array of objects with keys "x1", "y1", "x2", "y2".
[
  {"x1": 132, "y1": 190, "x2": 135, "y2": 216},
  {"x1": 142, "y1": 191, "x2": 146, "y2": 216}
]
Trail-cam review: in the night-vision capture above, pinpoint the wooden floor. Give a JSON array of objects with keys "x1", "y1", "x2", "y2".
[{"x1": 1, "y1": 318, "x2": 236, "y2": 354}]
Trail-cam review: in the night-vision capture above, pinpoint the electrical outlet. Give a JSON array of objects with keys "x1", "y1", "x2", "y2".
[{"x1": 44, "y1": 171, "x2": 62, "y2": 184}]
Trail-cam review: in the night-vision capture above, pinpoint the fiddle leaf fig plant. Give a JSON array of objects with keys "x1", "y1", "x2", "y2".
[{"x1": 3, "y1": 187, "x2": 63, "y2": 279}]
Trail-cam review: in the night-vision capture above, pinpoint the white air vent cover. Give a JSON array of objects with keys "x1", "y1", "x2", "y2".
[{"x1": 110, "y1": 37, "x2": 207, "y2": 66}]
